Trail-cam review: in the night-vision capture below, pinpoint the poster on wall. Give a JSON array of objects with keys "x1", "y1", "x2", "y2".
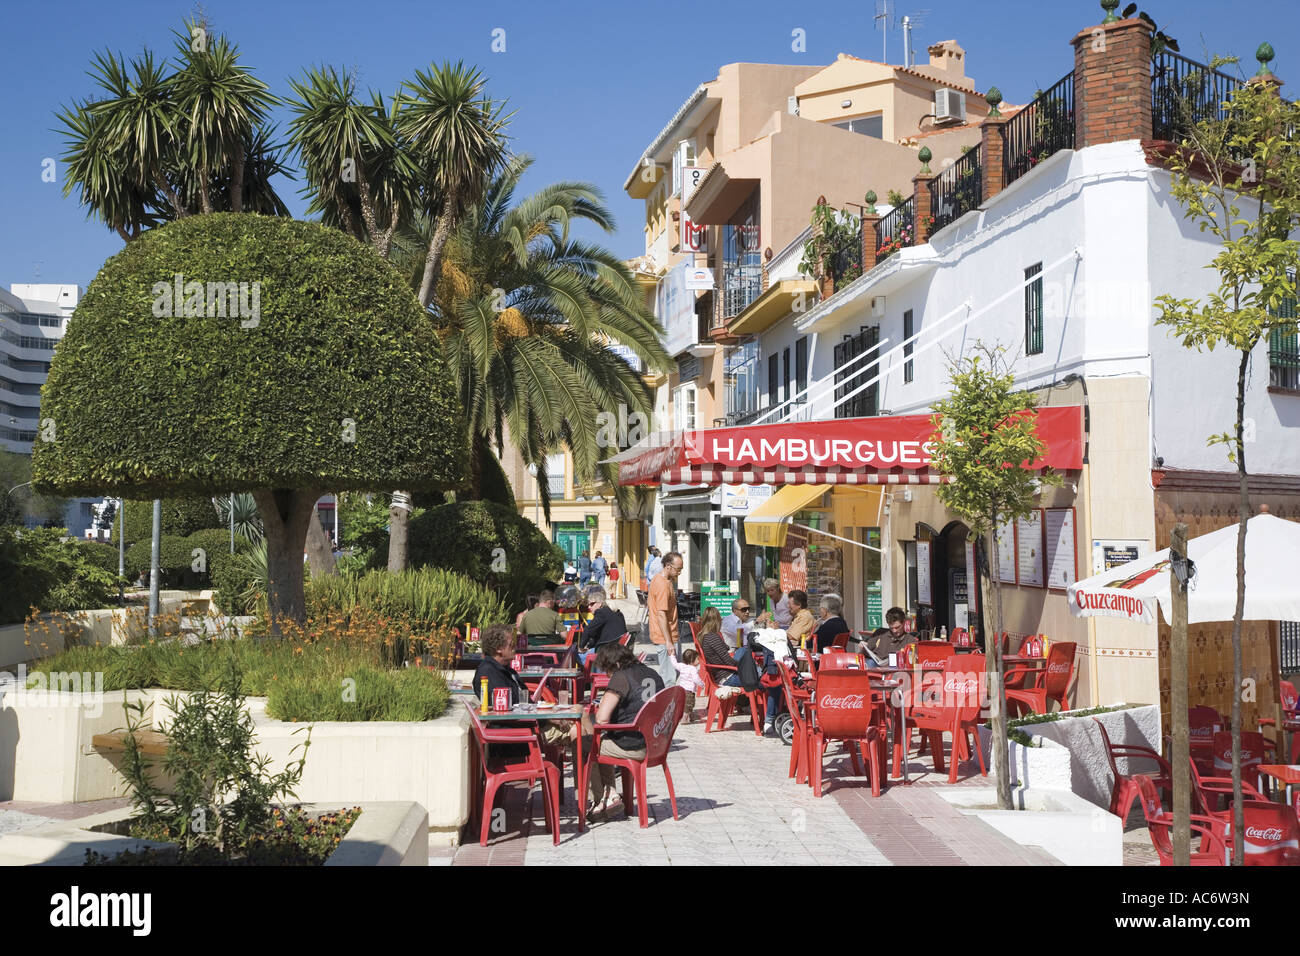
[
  {"x1": 995, "y1": 517, "x2": 1017, "y2": 584},
  {"x1": 780, "y1": 527, "x2": 809, "y2": 593},
  {"x1": 916, "y1": 539, "x2": 932, "y2": 605},
  {"x1": 1044, "y1": 508, "x2": 1078, "y2": 590},
  {"x1": 964, "y1": 539, "x2": 980, "y2": 611},
  {"x1": 1091, "y1": 538, "x2": 1150, "y2": 576},
  {"x1": 1016, "y1": 510, "x2": 1045, "y2": 588}
]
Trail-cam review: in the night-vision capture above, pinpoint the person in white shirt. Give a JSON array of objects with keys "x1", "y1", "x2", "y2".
[
  {"x1": 720, "y1": 597, "x2": 752, "y2": 650},
  {"x1": 763, "y1": 578, "x2": 792, "y2": 629}
]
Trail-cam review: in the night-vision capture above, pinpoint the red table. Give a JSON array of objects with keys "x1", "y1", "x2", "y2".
[{"x1": 1257, "y1": 764, "x2": 1300, "y2": 806}]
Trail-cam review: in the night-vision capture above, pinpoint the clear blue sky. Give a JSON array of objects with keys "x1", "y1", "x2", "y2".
[{"x1": 2, "y1": 0, "x2": 1295, "y2": 289}]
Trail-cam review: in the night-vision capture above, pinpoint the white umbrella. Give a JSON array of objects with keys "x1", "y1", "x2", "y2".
[{"x1": 1068, "y1": 512, "x2": 1300, "y2": 625}]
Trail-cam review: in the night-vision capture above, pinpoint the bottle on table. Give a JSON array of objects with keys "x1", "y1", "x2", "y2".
[{"x1": 479, "y1": 679, "x2": 489, "y2": 714}]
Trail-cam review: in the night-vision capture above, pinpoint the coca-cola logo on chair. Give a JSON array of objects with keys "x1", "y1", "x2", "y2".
[
  {"x1": 653, "y1": 699, "x2": 679, "y2": 739},
  {"x1": 819, "y1": 693, "x2": 866, "y2": 710},
  {"x1": 1047, "y1": 662, "x2": 1069, "y2": 675},
  {"x1": 1246, "y1": 826, "x2": 1285, "y2": 842}
]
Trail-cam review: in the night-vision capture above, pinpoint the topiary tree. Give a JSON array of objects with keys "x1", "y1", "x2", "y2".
[
  {"x1": 406, "y1": 500, "x2": 564, "y2": 610},
  {"x1": 111, "y1": 496, "x2": 222, "y2": 546},
  {"x1": 33, "y1": 213, "x2": 467, "y2": 631}
]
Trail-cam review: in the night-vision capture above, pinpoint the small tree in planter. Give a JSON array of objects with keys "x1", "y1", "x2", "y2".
[
  {"x1": 32, "y1": 213, "x2": 467, "y2": 633},
  {"x1": 930, "y1": 344, "x2": 1062, "y2": 810}
]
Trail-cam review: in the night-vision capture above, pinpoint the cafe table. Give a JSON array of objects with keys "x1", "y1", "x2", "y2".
[
  {"x1": 519, "y1": 667, "x2": 582, "y2": 704},
  {"x1": 1256, "y1": 764, "x2": 1300, "y2": 806},
  {"x1": 466, "y1": 700, "x2": 593, "y2": 832}
]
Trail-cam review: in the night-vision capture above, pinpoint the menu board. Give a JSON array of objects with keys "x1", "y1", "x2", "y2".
[
  {"x1": 995, "y1": 517, "x2": 1017, "y2": 584},
  {"x1": 700, "y1": 581, "x2": 739, "y2": 615},
  {"x1": 916, "y1": 539, "x2": 933, "y2": 605},
  {"x1": 1044, "y1": 508, "x2": 1078, "y2": 590},
  {"x1": 1016, "y1": 511, "x2": 1045, "y2": 588}
]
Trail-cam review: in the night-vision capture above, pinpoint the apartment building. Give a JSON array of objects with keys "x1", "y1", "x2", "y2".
[{"x1": 624, "y1": 42, "x2": 989, "y2": 591}]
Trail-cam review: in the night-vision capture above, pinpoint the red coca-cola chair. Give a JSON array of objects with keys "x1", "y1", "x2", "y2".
[
  {"x1": 697, "y1": 652, "x2": 764, "y2": 736},
  {"x1": 1001, "y1": 634, "x2": 1032, "y2": 690},
  {"x1": 589, "y1": 686, "x2": 686, "y2": 828},
  {"x1": 916, "y1": 642, "x2": 955, "y2": 667},
  {"x1": 1093, "y1": 717, "x2": 1172, "y2": 823},
  {"x1": 809, "y1": 669, "x2": 887, "y2": 798},
  {"x1": 1134, "y1": 774, "x2": 1227, "y2": 866},
  {"x1": 1188, "y1": 706, "x2": 1222, "y2": 765},
  {"x1": 464, "y1": 701, "x2": 561, "y2": 847},
  {"x1": 1209, "y1": 731, "x2": 1274, "y2": 793},
  {"x1": 831, "y1": 632, "x2": 852, "y2": 650},
  {"x1": 778, "y1": 660, "x2": 813, "y2": 783},
  {"x1": 1005, "y1": 643, "x2": 1076, "y2": 717},
  {"x1": 617, "y1": 632, "x2": 632, "y2": 647},
  {"x1": 910, "y1": 655, "x2": 988, "y2": 784},
  {"x1": 1178, "y1": 742, "x2": 1267, "y2": 816},
  {"x1": 1221, "y1": 801, "x2": 1300, "y2": 866},
  {"x1": 820, "y1": 650, "x2": 862, "y2": 670}
]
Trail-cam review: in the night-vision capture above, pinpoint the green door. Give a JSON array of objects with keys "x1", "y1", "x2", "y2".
[{"x1": 554, "y1": 526, "x2": 590, "y2": 563}]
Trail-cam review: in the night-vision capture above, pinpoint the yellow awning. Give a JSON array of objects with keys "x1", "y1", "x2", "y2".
[
  {"x1": 832, "y1": 486, "x2": 885, "y2": 528},
  {"x1": 744, "y1": 484, "x2": 831, "y2": 548}
]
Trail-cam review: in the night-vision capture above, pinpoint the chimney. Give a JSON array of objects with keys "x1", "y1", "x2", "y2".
[{"x1": 927, "y1": 40, "x2": 967, "y2": 80}]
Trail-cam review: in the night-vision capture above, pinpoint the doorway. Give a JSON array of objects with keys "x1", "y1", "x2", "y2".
[{"x1": 553, "y1": 524, "x2": 590, "y2": 563}]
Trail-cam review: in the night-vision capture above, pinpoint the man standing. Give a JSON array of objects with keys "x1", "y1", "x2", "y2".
[
  {"x1": 577, "y1": 549, "x2": 592, "y2": 588},
  {"x1": 720, "y1": 597, "x2": 753, "y2": 650},
  {"x1": 644, "y1": 546, "x2": 663, "y2": 586},
  {"x1": 591, "y1": 550, "x2": 608, "y2": 588},
  {"x1": 646, "y1": 551, "x2": 682, "y2": 687}
]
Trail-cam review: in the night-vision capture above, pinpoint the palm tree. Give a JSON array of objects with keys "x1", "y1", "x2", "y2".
[
  {"x1": 168, "y1": 20, "x2": 278, "y2": 214},
  {"x1": 407, "y1": 155, "x2": 669, "y2": 519}
]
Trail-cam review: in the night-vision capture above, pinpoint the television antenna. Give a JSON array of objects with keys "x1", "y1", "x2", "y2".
[{"x1": 874, "y1": 0, "x2": 894, "y2": 63}]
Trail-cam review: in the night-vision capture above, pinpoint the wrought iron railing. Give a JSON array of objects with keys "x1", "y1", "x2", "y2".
[
  {"x1": 1151, "y1": 51, "x2": 1242, "y2": 143},
  {"x1": 830, "y1": 234, "x2": 864, "y2": 291},
  {"x1": 929, "y1": 148, "x2": 983, "y2": 233},
  {"x1": 721, "y1": 265, "x2": 763, "y2": 319},
  {"x1": 833, "y1": 325, "x2": 881, "y2": 418},
  {"x1": 1004, "y1": 71, "x2": 1075, "y2": 187},
  {"x1": 874, "y1": 196, "x2": 916, "y2": 264}
]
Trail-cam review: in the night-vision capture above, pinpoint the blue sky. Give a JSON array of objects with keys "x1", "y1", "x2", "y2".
[{"x1": 2, "y1": 0, "x2": 1295, "y2": 289}]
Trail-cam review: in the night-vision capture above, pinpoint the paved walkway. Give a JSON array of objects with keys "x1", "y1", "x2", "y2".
[{"x1": 448, "y1": 706, "x2": 1066, "y2": 867}]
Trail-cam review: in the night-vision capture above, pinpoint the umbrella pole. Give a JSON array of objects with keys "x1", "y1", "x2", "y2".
[{"x1": 1171, "y1": 523, "x2": 1191, "y2": 867}]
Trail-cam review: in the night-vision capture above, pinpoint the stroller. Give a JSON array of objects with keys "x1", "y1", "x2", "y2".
[{"x1": 747, "y1": 628, "x2": 801, "y2": 745}]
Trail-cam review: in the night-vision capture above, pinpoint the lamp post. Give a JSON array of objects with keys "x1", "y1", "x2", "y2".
[
  {"x1": 118, "y1": 498, "x2": 125, "y2": 607},
  {"x1": 148, "y1": 499, "x2": 161, "y2": 638}
]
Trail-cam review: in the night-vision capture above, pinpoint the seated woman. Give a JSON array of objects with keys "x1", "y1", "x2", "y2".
[
  {"x1": 694, "y1": 606, "x2": 749, "y2": 687},
  {"x1": 784, "y1": 589, "x2": 816, "y2": 648},
  {"x1": 473, "y1": 623, "x2": 529, "y2": 705},
  {"x1": 584, "y1": 642, "x2": 664, "y2": 817},
  {"x1": 812, "y1": 593, "x2": 850, "y2": 653}
]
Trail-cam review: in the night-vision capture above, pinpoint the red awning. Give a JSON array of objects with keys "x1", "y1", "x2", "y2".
[{"x1": 617, "y1": 407, "x2": 1084, "y2": 487}]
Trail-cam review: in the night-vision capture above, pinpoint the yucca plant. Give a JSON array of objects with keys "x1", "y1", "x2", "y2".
[{"x1": 213, "y1": 493, "x2": 264, "y2": 545}]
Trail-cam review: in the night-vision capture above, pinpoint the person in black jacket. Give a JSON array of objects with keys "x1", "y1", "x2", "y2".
[
  {"x1": 473, "y1": 623, "x2": 529, "y2": 705},
  {"x1": 577, "y1": 586, "x2": 626, "y2": 667}
]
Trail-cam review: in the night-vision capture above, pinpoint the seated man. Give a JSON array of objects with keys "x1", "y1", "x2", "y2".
[
  {"x1": 812, "y1": 593, "x2": 850, "y2": 653},
  {"x1": 861, "y1": 606, "x2": 916, "y2": 666},
  {"x1": 472, "y1": 623, "x2": 529, "y2": 706},
  {"x1": 720, "y1": 597, "x2": 753, "y2": 650},
  {"x1": 784, "y1": 589, "x2": 817, "y2": 648},
  {"x1": 519, "y1": 589, "x2": 562, "y2": 647},
  {"x1": 577, "y1": 585, "x2": 626, "y2": 667}
]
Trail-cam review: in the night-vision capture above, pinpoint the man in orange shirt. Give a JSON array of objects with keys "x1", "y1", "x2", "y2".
[{"x1": 646, "y1": 551, "x2": 683, "y2": 687}]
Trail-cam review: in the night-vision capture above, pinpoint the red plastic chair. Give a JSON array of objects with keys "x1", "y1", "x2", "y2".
[
  {"x1": 1001, "y1": 634, "x2": 1031, "y2": 690},
  {"x1": 831, "y1": 631, "x2": 852, "y2": 650},
  {"x1": 464, "y1": 701, "x2": 560, "y2": 847},
  {"x1": 697, "y1": 652, "x2": 764, "y2": 736},
  {"x1": 820, "y1": 650, "x2": 863, "y2": 670},
  {"x1": 1224, "y1": 801, "x2": 1300, "y2": 866},
  {"x1": 617, "y1": 632, "x2": 632, "y2": 647},
  {"x1": 1209, "y1": 731, "x2": 1273, "y2": 792},
  {"x1": 1005, "y1": 643, "x2": 1076, "y2": 717},
  {"x1": 910, "y1": 655, "x2": 988, "y2": 784},
  {"x1": 1179, "y1": 743, "x2": 1267, "y2": 816},
  {"x1": 1093, "y1": 717, "x2": 1172, "y2": 823},
  {"x1": 1188, "y1": 706, "x2": 1222, "y2": 762},
  {"x1": 1134, "y1": 774, "x2": 1227, "y2": 866},
  {"x1": 778, "y1": 661, "x2": 813, "y2": 783},
  {"x1": 589, "y1": 686, "x2": 686, "y2": 828},
  {"x1": 809, "y1": 669, "x2": 887, "y2": 798},
  {"x1": 916, "y1": 642, "x2": 955, "y2": 667}
]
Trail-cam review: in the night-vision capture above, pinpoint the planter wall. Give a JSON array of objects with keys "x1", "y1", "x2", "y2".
[
  {"x1": 939, "y1": 786, "x2": 1122, "y2": 866},
  {"x1": 0, "y1": 688, "x2": 471, "y2": 845},
  {"x1": 0, "y1": 800, "x2": 428, "y2": 866},
  {"x1": 977, "y1": 703, "x2": 1161, "y2": 809},
  {"x1": 0, "y1": 600, "x2": 184, "y2": 670}
]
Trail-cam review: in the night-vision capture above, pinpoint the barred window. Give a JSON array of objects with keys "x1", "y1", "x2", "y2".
[{"x1": 1025, "y1": 263, "x2": 1044, "y2": 356}]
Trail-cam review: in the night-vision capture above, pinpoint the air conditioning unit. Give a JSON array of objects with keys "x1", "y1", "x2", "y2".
[
  {"x1": 870, "y1": 296, "x2": 886, "y2": 318},
  {"x1": 788, "y1": 95, "x2": 799, "y2": 116},
  {"x1": 934, "y1": 89, "x2": 966, "y2": 124}
]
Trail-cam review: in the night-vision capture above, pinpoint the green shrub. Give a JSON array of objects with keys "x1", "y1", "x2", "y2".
[
  {"x1": 308, "y1": 566, "x2": 509, "y2": 639},
  {"x1": 267, "y1": 663, "x2": 448, "y2": 722},
  {"x1": 212, "y1": 544, "x2": 266, "y2": 615},
  {"x1": 405, "y1": 500, "x2": 564, "y2": 609},
  {"x1": 111, "y1": 497, "x2": 222, "y2": 546},
  {"x1": 0, "y1": 527, "x2": 121, "y2": 624},
  {"x1": 124, "y1": 529, "x2": 249, "y2": 589}
]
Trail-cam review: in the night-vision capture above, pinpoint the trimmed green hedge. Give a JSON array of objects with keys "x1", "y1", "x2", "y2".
[
  {"x1": 124, "y1": 528, "x2": 248, "y2": 589},
  {"x1": 31, "y1": 213, "x2": 467, "y2": 499},
  {"x1": 405, "y1": 500, "x2": 564, "y2": 609},
  {"x1": 111, "y1": 497, "x2": 222, "y2": 546}
]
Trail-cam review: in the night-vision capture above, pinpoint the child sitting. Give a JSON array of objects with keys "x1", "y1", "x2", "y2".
[{"x1": 673, "y1": 648, "x2": 704, "y2": 723}]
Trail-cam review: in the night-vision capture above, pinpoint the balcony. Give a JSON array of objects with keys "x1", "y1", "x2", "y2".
[
  {"x1": 1003, "y1": 71, "x2": 1075, "y2": 188},
  {"x1": 928, "y1": 147, "x2": 982, "y2": 233},
  {"x1": 720, "y1": 266, "x2": 763, "y2": 321},
  {"x1": 1150, "y1": 51, "x2": 1241, "y2": 144}
]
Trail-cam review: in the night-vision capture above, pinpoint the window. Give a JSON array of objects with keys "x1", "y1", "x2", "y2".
[
  {"x1": 1269, "y1": 291, "x2": 1299, "y2": 391},
  {"x1": 782, "y1": 348, "x2": 791, "y2": 404},
  {"x1": 545, "y1": 453, "x2": 566, "y2": 499},
  {"x1": 834, "y1": 325, "x2": 880, "y2": 418},
  {"x1": 673, "y1": 383, "x2": 697, "y2": 430},
  {"x1": 768, "y1": 353, "x2": 779, "y2": 408},
  {"x1": 1025, "y1": 263, "x2": 1044, "y2": 356},
  {"x1": 903, "y1": 310, "x2": 914, "y2": 383},
  {"x1": 671, "y1": 139, "x2": 696, "y2": 197},
  {"x1": 833, "y1": 115, "x2": 883, "y2": 138},
  {"x1": 795, "y1": 337, "x2": 808, "y2": 402}
]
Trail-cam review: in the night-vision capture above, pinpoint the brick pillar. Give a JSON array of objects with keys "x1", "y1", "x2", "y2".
[
  {"x1": 912, "y1": 173, "x2": 936, "y2": 244},
  {"x1": 1072, "y1": 17, "x2": 1153, "y2": 148},
  {"x1": 861, "y1": 213, "x2": 881, "y2": 272},
  {"x1": 980, "y1": 115, "x2": 1010, "y2": 201}
]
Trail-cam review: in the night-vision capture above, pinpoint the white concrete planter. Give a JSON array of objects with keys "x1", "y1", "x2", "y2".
[
  {"x1": 0, "y1": 602, "x2": 185, "y2": 670},
  {"x1": 938, "y1": 786, "x2": 1122, "y2": 866},
  {"x1": 977, "y1": 703, "x2": 1161, "y2": 809},
  {"x1": 0, "y1": 688, "x2": 471, "y2": 845},
  {"x1": 0, "y1": 800, "x2": 428, "y2": 866}
]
